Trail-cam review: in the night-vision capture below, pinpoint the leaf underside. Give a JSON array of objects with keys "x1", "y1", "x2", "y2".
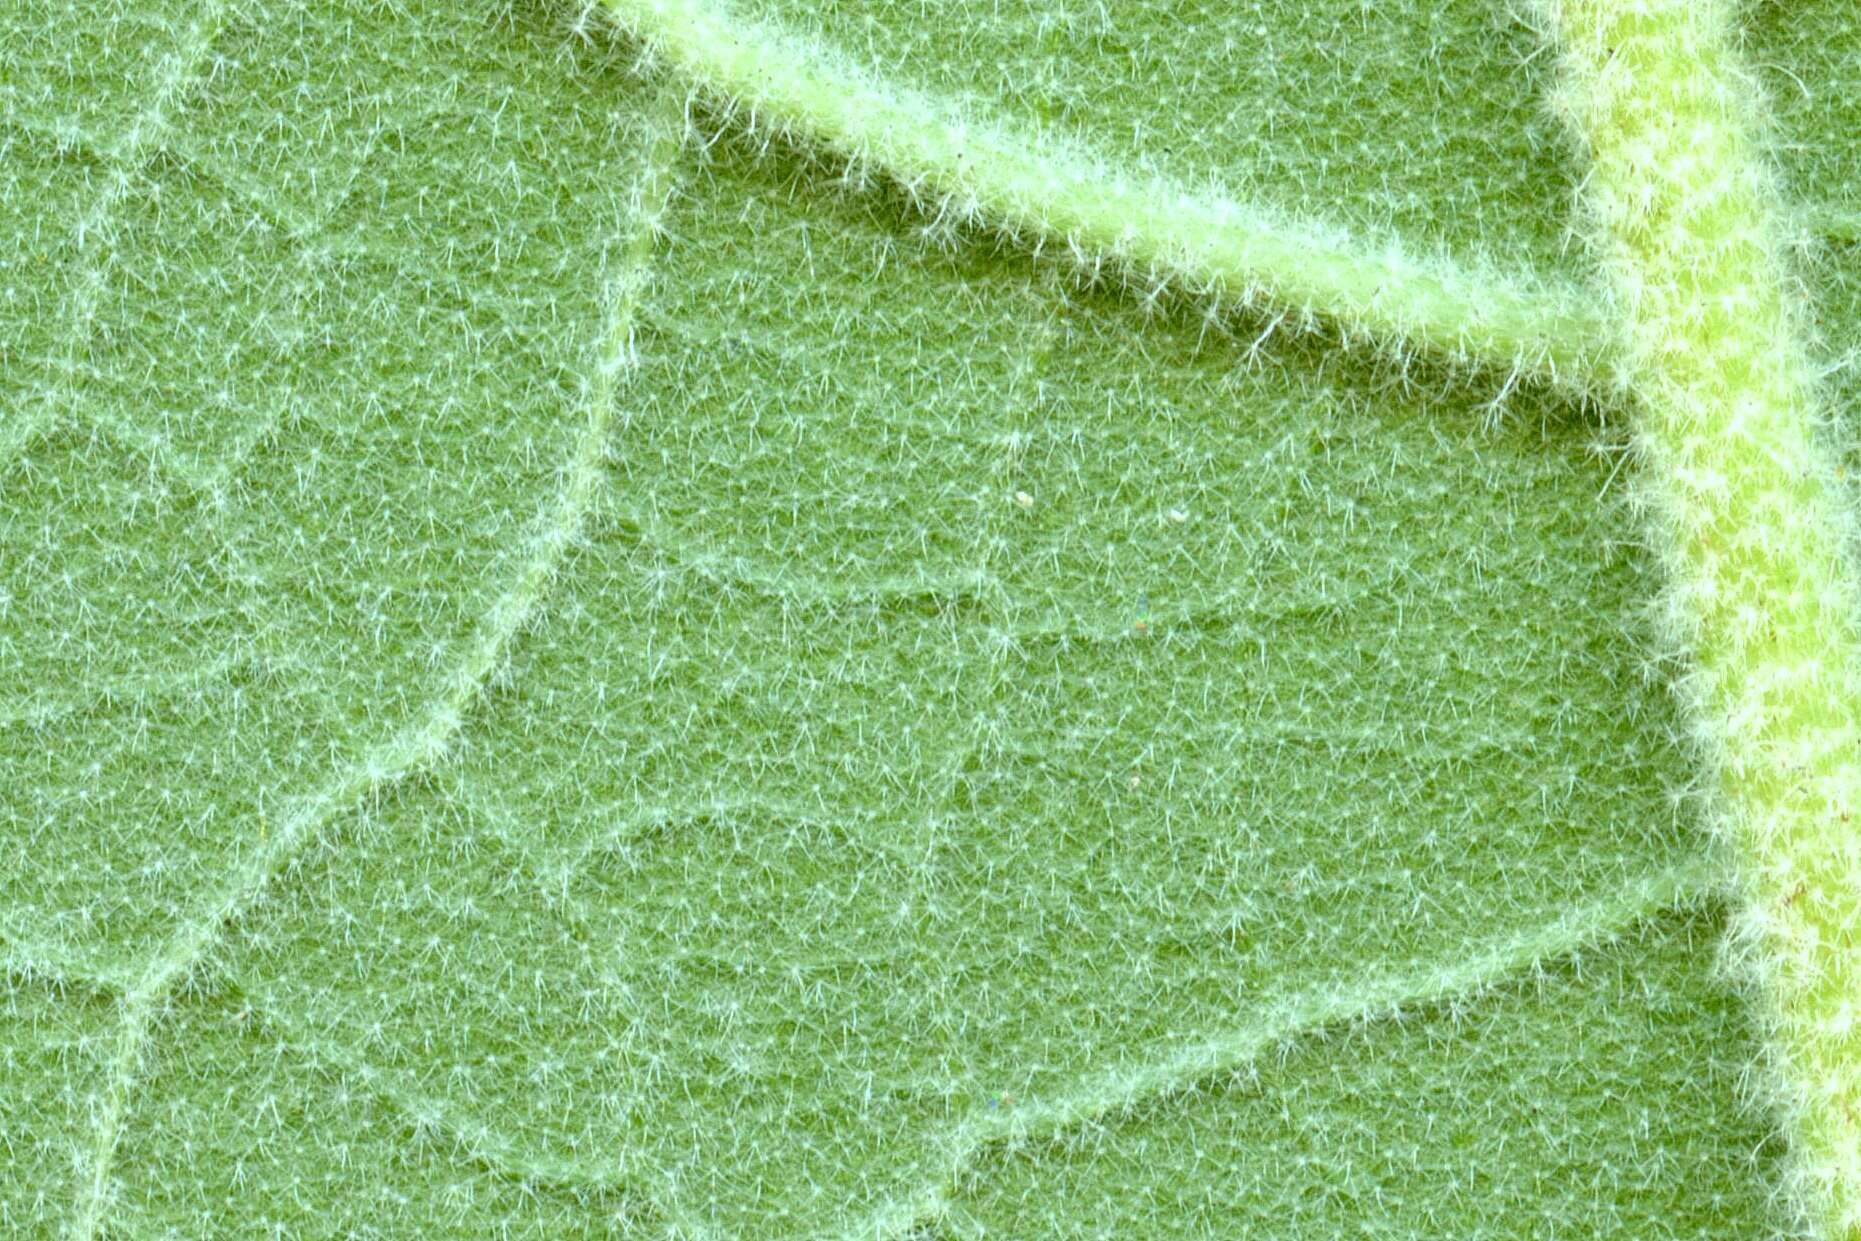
[{"x1": 3, "y1": 0, "x2": 1857, "y2": 1236}]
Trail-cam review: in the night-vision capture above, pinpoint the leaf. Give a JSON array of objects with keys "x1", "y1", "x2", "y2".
[{"x1": 2, "y1": 0, "x2": 1848, "y2": 1235}]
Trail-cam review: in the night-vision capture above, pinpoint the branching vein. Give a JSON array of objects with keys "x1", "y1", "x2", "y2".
[
  {"x1": 3, "y1": 0, "x2": 232, "y2": 468},
  {"x1": 0, "y1": 928, "x2": 130, "y2": 997},
  {"x1": 59, "y1": 81, "x2": 690, "y2": 1241},
  {"x1": 843, "y1": 858, "x2": 1717, "y2": 1240}
]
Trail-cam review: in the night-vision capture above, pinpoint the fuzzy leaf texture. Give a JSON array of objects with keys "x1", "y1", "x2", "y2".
[{"x1": 3, "y1": 0, "x2": 1860, "y2": 1237}]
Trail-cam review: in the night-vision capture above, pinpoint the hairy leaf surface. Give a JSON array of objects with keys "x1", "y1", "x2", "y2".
[{"x1": 5, "y1": 0, "x2": 1853, "y2": 1235}]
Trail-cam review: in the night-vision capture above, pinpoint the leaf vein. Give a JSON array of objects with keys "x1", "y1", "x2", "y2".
[
  {"x1": 597, "y1": 0, "x2": 1625, "y2": 397},
  {"x1": 57, "y1": 77, "x2": 691, "y2": 1241},
  {"x1": 842, "y1": 858, "x2": 1719, "y2": 1240},
  {"x1": 3, "y1": 0, "x2": 235, "y2": 469}
]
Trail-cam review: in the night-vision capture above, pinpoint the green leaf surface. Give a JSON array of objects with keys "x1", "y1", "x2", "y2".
[{"x1": 2, "y1": 0, "x2": 1851, "y2": 1235}]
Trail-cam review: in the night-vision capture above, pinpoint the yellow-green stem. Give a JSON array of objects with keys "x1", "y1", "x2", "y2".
[{"x1": 1544, "y1": 0, "x2": 1861, "y2": 1233}]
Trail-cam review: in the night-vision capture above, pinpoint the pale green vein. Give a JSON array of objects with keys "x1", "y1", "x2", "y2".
[
  {"x1": 0, "y1": 106, "x2": 402, "y2": 306},
  {"x1": 198, "y1": 985, "x2": 715, "y2": 1235},
  {"x1": 640, "y1": 308, "x2": 1076, "y2": 450},
  {"x1": 1798, "y1": 203, "x2": 1861, "y2": 246},
  {"x1": 58, "y1": 86, "x2": 690, "y2": 1240},
  {"x1": 611, "y1": 502, "x2": 1007, "y2": 608},
  {"x1": 0, "y1": 110, "x2": 323, "y2": 243},
  {"x1": 218, "y1": 855, "x2": 1715, "y2": 1232},
  {"x1": 3, "y1": 0, "x2": 233, "y2": 468},
  {"x1": 843, "y1": 857, "x2": 1718, "y2": 1240},
  {"x1": 559, "y1": 791, "x2": 939, "y2": 877},
  {"x1": 0, "y1": 648, "x2": 257, "y2": 730},
  {"x1": 597, "y1": 0, "x2": 1627, "y2": 398},
  {"x1": 0, "y1": 927, "x2": 130, "y2": 996},
  {"x1": 234, "y1": 985, "x2": 645, "y2": 1194},
  {"x1": 22, "y1": 352, "x2": 316, "y2": 499}
]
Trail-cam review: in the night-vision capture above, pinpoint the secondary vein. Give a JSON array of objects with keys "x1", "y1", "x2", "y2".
[
  {"x1": 3, "y1": 0, "x2": 234, "y2": 468},
  {"x1": 598, "y1": 0, "x2": 1627, "y2": 398},
  {"x1": 845, "y1": 858, "x2": 1717, "y2": 1240},
  {"x1": 60, "y1": 80, "x2": 690, "y2": 1241}
]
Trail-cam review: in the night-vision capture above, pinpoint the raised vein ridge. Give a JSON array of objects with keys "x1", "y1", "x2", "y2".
[
  {"x1": 3, "y1": 0, "x2": 232, "y2": 468},
  {"x1": 846, "y1": 858, "x2": 1717, "y2": 1239},
  {"x1": 58, "y1": 81, "x2": 690, "y2": 1241},
  {"x1": 1540, "y1": 0, "x2": 1861, "y2": 1233},
  {"x1": 596, "y1": 0, "x2": 1628, "y2": 399}
]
